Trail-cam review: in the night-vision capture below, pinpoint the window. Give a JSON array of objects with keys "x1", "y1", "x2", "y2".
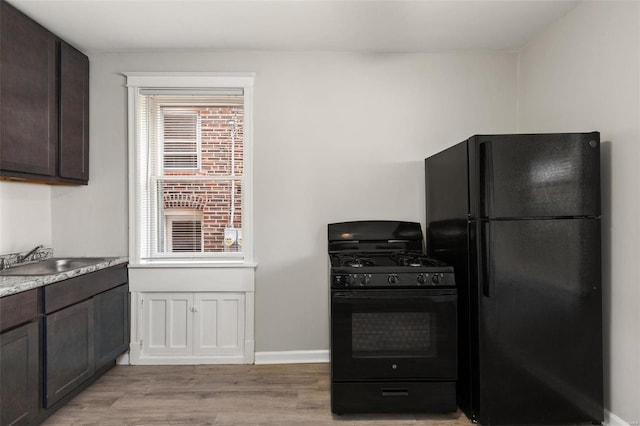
[{"x1": 125, "y1": 73, "x2": 254, "y2": 264}]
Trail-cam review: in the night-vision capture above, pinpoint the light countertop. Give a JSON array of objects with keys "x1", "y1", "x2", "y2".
[{"x1": 0, "y1": 257, "x2": 128, "y2": 298}]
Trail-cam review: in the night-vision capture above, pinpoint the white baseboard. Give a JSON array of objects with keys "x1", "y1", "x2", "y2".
[
  {"x1": 131, "y1": 355, "x2": 250, "y2": 365},
  {"x1": 606, "y1": 409, "x2": 634, "y2": 426},
  {"x1": 254, "y1": 350, "x2": 329, "y2": 365}
]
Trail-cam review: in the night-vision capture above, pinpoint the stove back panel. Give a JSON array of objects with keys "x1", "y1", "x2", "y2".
[{"x1": 328, "y1": 221, "x2": 423, "y2": 253}]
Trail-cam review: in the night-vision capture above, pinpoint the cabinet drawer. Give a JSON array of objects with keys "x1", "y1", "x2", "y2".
[
  {"x1": 0, "y1": 289, "x2": 39, "y2": 333},
  {"x1": 44, "y1": 264, "x2": 127, "y2": 314}
]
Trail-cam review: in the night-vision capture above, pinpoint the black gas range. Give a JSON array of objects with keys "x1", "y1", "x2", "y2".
[{"x1": 328, "y1": 220, "x2": 458, "y2": 415}]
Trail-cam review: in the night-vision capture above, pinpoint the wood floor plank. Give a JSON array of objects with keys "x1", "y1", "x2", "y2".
[{"x1": 42, "y1": 363, "x2": 473, "y2": 425}]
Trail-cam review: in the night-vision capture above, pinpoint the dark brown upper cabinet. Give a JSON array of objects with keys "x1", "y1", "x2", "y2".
[
  {"x1": 0, "y1": 1, "x2": 89, "y2": 185},
  {"x1": 59, "y1": 42, "x2": 90, "y2": 182},
  {"x1": 0, "y1": 1, "x2": 58, "y2": 178}
]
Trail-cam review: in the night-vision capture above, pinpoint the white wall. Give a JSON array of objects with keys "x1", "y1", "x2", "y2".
[
  {"x1": 50, "y1": 53, "x2": 130, "y2": 257},
  {"x1": 0, "y1": 181, "x2": 52, "y2": 253},
  {"x1": 50, "y1": 50, "x2": 517, "y2": 352},
  {"x1": 517, "y1": 2, "x2": 640, "y2": 424}
]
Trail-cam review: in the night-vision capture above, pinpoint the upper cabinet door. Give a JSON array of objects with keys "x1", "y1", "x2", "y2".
[
  {"x1": 468, "y1": 132, "x2": 601, "y2": 219},
  {"x1": 59, "y1": 42, "x2": 89, "y2": 182},
  {"x1": 0, "y1": 1, "x2": 58, "y2": 177}
]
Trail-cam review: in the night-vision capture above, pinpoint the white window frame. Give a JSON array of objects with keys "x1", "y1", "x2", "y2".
[{"x1": 125, "y1": 72, "x2": 255, "y2": 266}]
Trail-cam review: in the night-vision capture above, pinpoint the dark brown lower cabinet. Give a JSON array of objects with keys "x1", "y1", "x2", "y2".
[
  {"x1": 0, "y1": 264, "x2": 128, "y2": 425},
  {"x1": 94, "y1": 284, "x2": 129, "y2": 370},
  {"x1": 0, "y1": 321, "x2": 39, "y2": 426},
  {"x1": 45, "y1": 299, "x2": 95, "y2": 408}
]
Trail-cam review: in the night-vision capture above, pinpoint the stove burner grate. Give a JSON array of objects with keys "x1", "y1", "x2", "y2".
[
  {"x1": 338, "y1": 255, "x2": 376, "y2": 268},
  {"x1": 391, "y1": 253, "x2": 444, "y2": 267}
]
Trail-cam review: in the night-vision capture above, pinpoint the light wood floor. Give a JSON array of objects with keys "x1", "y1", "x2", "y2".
[{"x1": 43, "y1": 363, "x2": 474, "y2": 425}]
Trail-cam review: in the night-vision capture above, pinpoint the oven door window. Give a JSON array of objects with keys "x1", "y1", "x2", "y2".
[
  {"x1": 331, "y1": 290, "x2": 456, "y2": 380},
  {"x1": 352, "y1": 311, "x2": 436, "y2": 358}
]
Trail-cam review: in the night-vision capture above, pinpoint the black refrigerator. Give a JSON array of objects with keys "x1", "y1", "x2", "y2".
[{"x1": 425, "y1": 133, "x2": 603, "y2": 425}]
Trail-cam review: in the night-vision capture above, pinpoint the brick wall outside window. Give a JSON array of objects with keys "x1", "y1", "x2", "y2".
[{"x1": 162, "y1": 106, "x2": 244, "y2": 252}]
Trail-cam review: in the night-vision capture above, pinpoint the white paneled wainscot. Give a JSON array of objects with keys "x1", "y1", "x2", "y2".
[{"x1": 128, "y1": 266, "x2": 255, "y2": 364}]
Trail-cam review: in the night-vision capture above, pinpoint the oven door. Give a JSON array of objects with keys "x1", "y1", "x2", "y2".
[{"x1": 331, "y1": 289, "x2": 457, "y2": 381}]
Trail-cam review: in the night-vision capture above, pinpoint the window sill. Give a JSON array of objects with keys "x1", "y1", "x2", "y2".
[
  {"x1": 128, "y1": 262, "x2": 256, "y2": 292},
  {"x1": 128, "y1": 261, "x2": 257, "y2": 269}
]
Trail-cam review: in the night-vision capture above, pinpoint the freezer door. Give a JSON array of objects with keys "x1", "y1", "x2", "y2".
[
  {"x1": 468, "y1": 132, "x2": 600, "y2": 219},
  {"x1": 473, "y1": 218, "x2": 603, "y2": 425},
  {"x1": 425, "y1": 140, "x2": 469, "y2": 225}
]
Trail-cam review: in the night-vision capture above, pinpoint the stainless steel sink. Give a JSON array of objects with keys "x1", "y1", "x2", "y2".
[{"x1": 0, "y1": 257, "x2": 110, "y2": 276}]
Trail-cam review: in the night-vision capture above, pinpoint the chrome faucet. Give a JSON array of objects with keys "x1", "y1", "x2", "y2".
[{"x1": 17, "y1": 245, "x2": 43, "y2": 264}]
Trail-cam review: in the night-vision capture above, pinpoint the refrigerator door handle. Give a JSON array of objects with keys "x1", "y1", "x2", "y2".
[
  {"x1": 478, "y1": 140, "x2": 494, "y2": 218},
  {"x1": 478, "y1": 221, "x2": 491, "y2": 297}
]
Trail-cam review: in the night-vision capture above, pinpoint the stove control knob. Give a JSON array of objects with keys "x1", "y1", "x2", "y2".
[
  {"x1": 417, "y1": 274, "x2": 425, "y2": 285},
  {"x1": 388, "y1": 274, "x2": 398, "y2": 285},
  {"x1": 360, "y1": 274, "x2": 370, "y2": 286},
  {"x1": 346, "y1": 275, "x2": 356, "y2": 286},
  {"x1": 432, "y1": 274, "x2": 440, "y2": 284}
]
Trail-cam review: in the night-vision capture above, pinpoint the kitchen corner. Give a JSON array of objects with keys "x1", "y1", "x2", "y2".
[{"x1": 0, "y1": 0, "x2": 638, "y2": 424}]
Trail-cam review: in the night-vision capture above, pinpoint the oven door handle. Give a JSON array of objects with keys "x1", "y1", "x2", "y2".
[{"x1": 332, "y1": 291, "x2": 456, "y2": 302}]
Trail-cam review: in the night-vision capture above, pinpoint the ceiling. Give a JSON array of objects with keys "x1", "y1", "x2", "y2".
[{"x1": 7, "y1": 0, "x2": 580, "y2": 54}]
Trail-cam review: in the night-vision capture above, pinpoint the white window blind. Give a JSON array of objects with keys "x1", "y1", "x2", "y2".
[
  {"x1": 165, "y1": 210, "x2": 204, "y2": 252},
  {"x1": 171, "y1": 220, "x2": 202, "y2": 251},
  {"x1": 162, "y1": 109, "x2": 200, "y2": 170},
  {"x1": 135, "y1": 91, "x2": 245, "y2": 261}
]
